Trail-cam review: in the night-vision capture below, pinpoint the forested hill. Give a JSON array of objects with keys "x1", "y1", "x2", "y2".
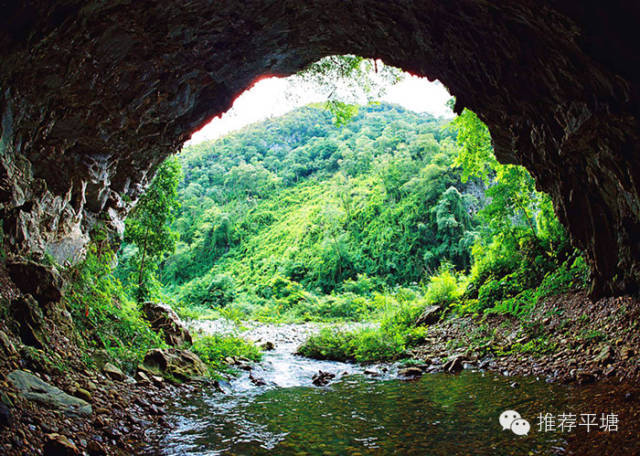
[{"x1": 157, "y1": 103, "x2": 483, "y2": 309}]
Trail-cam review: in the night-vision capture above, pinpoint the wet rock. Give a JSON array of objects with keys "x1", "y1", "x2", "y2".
[
  {"x1": 7, "y1": 260, "x2": 63, "y2": 305},
  {"x1": 399, "y1": 367, "x2": 424, "y2": 377},
  {"x1": 249, "y1": 371, "x2": 267, "y2": 386},
  {"x1": 260, "y1": 341, "x2": 275, "y2": 351},
  {"x1": 312, "y1": 370, "x2": 335, "y2": 386},
  {"x1": 443, "y1": 356, "x2": 465, "y2": 373},
  {"x1": 141, "y1": 301, "x2": 192, "y2": 347},
  {"x1": 7, "y1": 370, "x2": 92, "y2": 416},
  {"x1": 43, "y1": 433, "x2": 79, "y2": 456},
  {"x1": 102, "y1": 363, "x2": 125, "y2": 381},
  {"x1": 215, "y1": 379, "x2": 231, "y2": 394},
  {"x1": 363, "y1": 369, "x2": 380, "y2": 377},
  {"x1": 414, "y1": 305, "x2": 443, "y2": 326},
  {"x1": 576, "y1": 371, "x2": 596, "y2": 385},
  {"x1": 143, "y1": 348, "x2": 208, "y2": 381}
]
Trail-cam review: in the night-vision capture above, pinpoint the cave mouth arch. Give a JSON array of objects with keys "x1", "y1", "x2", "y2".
[{"x1": 1, "y1": 1, "x2": 639, "y2": 297}]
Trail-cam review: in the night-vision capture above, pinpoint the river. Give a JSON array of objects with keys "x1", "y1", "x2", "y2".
[{"x1": 145, "y1": 321, "x2": 640, "y2": 455}]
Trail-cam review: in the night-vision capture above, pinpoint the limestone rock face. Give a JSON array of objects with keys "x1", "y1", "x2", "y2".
[
  {"x1": 1, "y1": 2, "x2": 640, "y2": 296},
  {"x1": 6, "y1": 260, "x2": 63, "y2": 306}
]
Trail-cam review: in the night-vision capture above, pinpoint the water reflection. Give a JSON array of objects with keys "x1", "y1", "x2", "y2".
[{"x1": 150, "y1": 370, "x2": 640, "y2": 456}]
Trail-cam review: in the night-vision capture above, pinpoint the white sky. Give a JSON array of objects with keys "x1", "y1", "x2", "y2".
[{"x1": 188, "y1": 74, "x2": 453, "y2": 145}]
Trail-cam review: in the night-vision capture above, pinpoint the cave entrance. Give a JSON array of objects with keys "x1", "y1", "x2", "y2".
[{"x1": 1, "y1": 1, "x2": 639, "y2": 300}]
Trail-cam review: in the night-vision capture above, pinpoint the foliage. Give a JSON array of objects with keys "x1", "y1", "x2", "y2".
[
  {"x1": 423, "y1": 267, "x2": 466, "y2": 308},
  {"x1": 297, "y1": 327, "x2": 406, "y2": 363},
  {"x1": 64, "y1": 238, "x2": 165, "y2": 373},
  {"x1": 191, "y1": 334, "x2": 262, "y2": 375},
  {"x1": 158, "y1": 103, "x2": 477, "y2": 313},
  {"x1": 120, "y1": 157, "x2": 182, "y2": 302},
  {"x1": 297, "y1": 55, "x2": 403, "y2": 125},
  {"x1": 297, "y1": 289, "x2": 427, "y2": 363}
]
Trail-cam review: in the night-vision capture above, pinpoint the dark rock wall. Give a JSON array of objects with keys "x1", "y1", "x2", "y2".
[{"x1": 0, "y1": 1, "x2": 639, "y2": 295}]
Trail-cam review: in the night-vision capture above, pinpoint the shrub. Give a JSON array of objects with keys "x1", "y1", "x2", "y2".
[
  {"x1": 65, "y1": 243, "x2": 165, "y2": 373},
  {"x1": 297, "y1": 328, "x2": 356, "y2": 362},
  {"x1": 180, "y1": 272, "x2": 236, "y2": 308},
  {"x1": 535, "y1": 255, "x2": 589, "y2": 300},
  {"x1": 341, "y1": 273, "x2": 383, "y2": 296},
  {"x1": 424, "y1": 268, "x2": 464, "y2": 307},
  {"x1": 352, "y1": 327, "x2": 405, "y2": 362},
  {"x1": 191, "y1": 334, "x2": 262, "y2": 375},
  {"x1": 297, "y1": 326, "x2": 406, "y2": 363}
]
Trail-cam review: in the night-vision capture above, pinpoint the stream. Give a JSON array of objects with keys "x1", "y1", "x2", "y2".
[{"x1": 145, "y1": 322, "x2": 640, "y2": 456}]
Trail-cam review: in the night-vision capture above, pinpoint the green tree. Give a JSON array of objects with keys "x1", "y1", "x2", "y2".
[{"x1": 124, "y1": 157, "x2": 182, "y2": 302}]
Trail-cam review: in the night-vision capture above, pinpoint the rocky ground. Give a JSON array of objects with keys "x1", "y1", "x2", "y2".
[
  {"x1": 0, "y1": 356, "x2": 201, "y2": 455},
  {"x1": 405, "y1": 291, "x2": 640, "y2": 384},
  {"x1": 0, "y1": 264, "x2": 208, "y2": 456}
]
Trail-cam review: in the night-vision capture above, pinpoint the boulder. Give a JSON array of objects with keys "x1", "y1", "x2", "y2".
[
  {"x1": 414, "y1": 305, "x2": 442, "y2": 326},
  {"x1": 312, "y1": 370, "x2": 335, "y2": 386},
  {"x1": 399, "y1": 367, "x2": 424, "y2": 377},
  {"x1": 142, "y1": 301, "x2": 192, "y2": 347},
  {"x1": 249, "y1": 371, "x2": 267, "y2": 386},
  {"x1": 7, "y1": 370, "x2": 92, "y2": 416},
  {"x1": 143, "y1": 348, "x2": 208, "y2": 381},
  {"x1": 259, "y1": 341, "x2": 275, "y2": 351},
  {"x1": 102, "y1": 363, "x2": 125, "y2": 381},
  {"x1": 43, "y1": 433, "x2": 80, "y2": 456},
  {"x1": 6, "y1": 259, "x2": 63, "y2": 305}
]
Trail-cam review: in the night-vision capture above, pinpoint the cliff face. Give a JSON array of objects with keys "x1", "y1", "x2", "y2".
[{"x1": 0, "y1": 1, "x2": 639, "y2": 296}]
